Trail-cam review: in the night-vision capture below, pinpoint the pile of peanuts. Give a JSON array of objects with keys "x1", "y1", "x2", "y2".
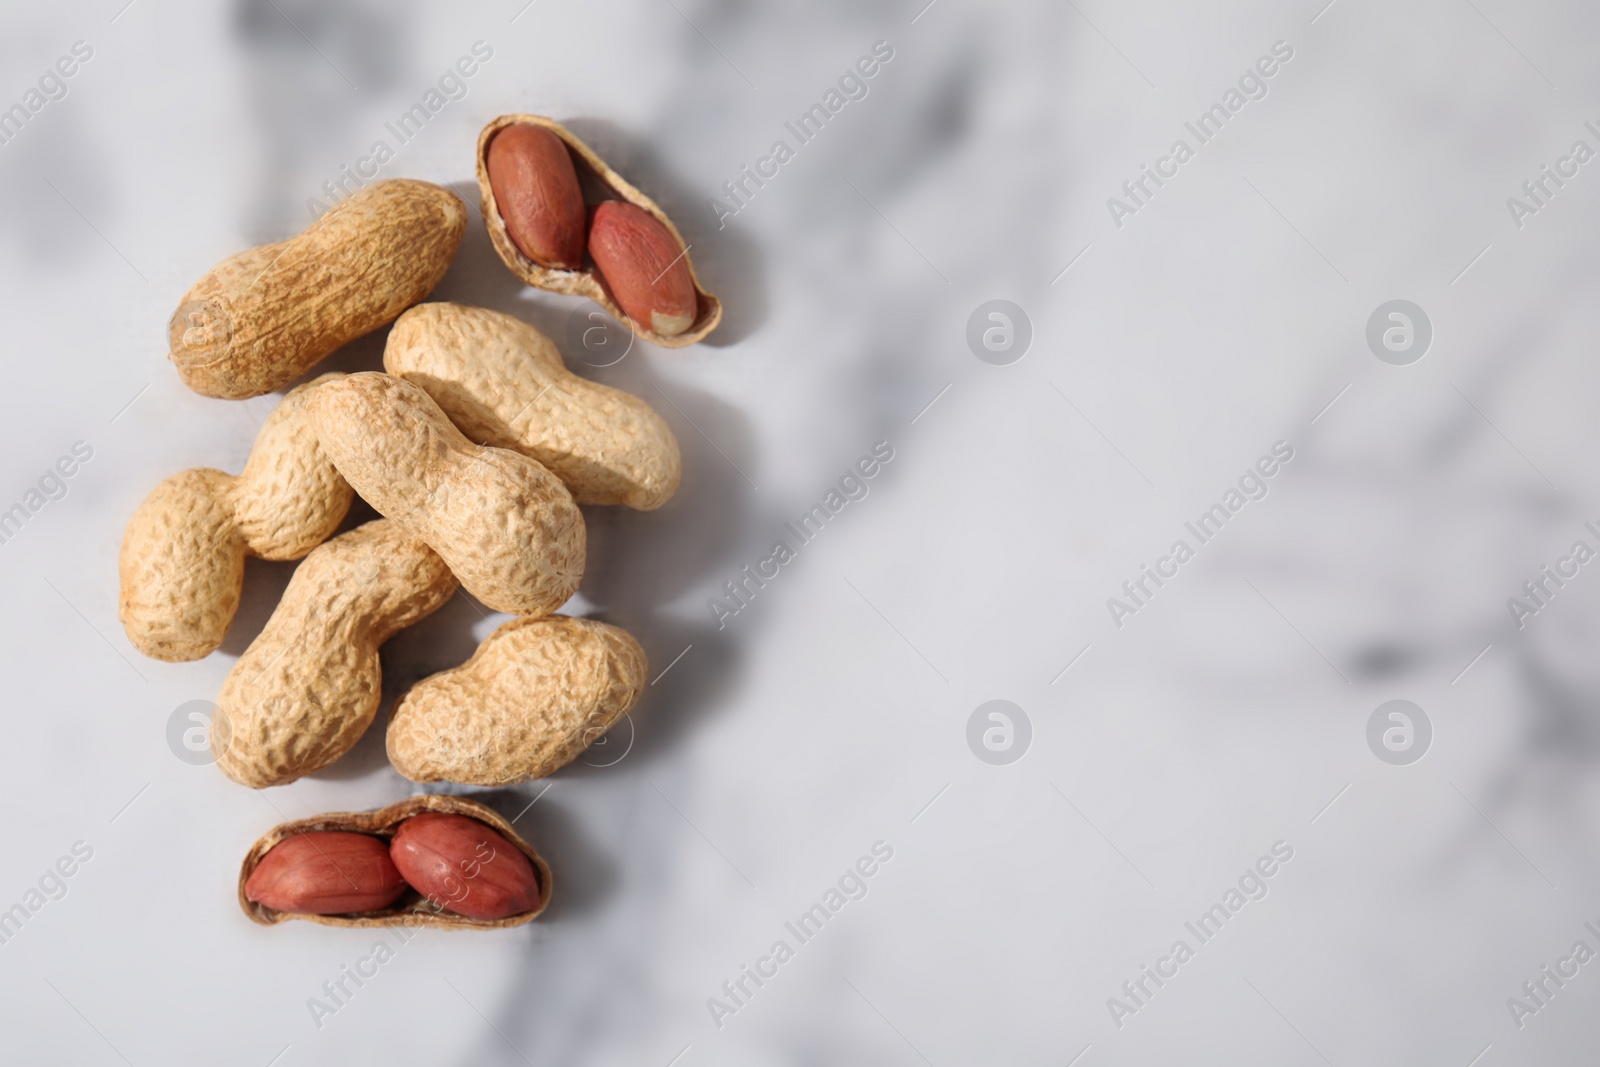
[{"x1": 120, "y1": 116, "x2": 716, "y2": 929}]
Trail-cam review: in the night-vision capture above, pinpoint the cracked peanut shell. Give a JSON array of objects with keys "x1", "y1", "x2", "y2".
[
  {"x1": 476, "y1": 114, "x2": 720, "y2": 346},
  {"x1": 239, "y1": 794, "x2": 551, "y2": 929}
]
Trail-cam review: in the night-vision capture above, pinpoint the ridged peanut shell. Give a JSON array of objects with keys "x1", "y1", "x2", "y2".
[
  {"x1": 239, "y1": 795, "x2": 551, "y2": 929},
  {"x1": 118, "y1": 468, "x2": 244, "y2": 661},
  {"x1": 307, "y1": 372, "x2": 586, "y2": 616},
  {"x1": 384, "y1": 303, "x2": 680, "y2": 509},
  {"x1": 213, "y1": 519, "x2": 458, "y2": 788},
  {"x1": 117, "y1": 375, "x2": 353, "y2": 661},
  {"x1": 228, "y1": 373, "x2": 355, "y2": 557},
  {"x1": 388, "y1": 615, "x2": 647, "y2": 786},
  {"x1": 475, "y1": 114, "x2": 720, "y2": 346},
  {"x1": 169, "y1": 180, "x2": 466, "y2": 398}
]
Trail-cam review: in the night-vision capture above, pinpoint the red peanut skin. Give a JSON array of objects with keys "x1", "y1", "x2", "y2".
[
  {"x1": 587, "y1": 201, "x2": 697, "y2": 337},
  {"x1": 390, "y1": 813, "x2": 540, "y2": 921},
  {"x1": 487, "y1": 125, "x2": 586, "y2": 270},
  {"x1": 244, "y1": 832, "x2": 408, "y2": 915}
]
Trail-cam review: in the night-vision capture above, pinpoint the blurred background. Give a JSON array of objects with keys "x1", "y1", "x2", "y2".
[{"x1": 1, "y1": 0, "x2": 1598, "y2": 1063}]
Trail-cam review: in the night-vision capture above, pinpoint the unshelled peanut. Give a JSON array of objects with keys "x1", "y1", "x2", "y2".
[
  {"x1": 307, "y1": 372, "x2": 586, "y2": 616},
  {"x1": 212, "y1": 519, "x2": 457, "y2": 788},
  {"x1": 168, "y1": 180, "x2": 465, "y2": 399},
  {"x1": 387, "y1": 615, "x2": 647, "y2": 786},
  {"x1": 118, "y1": 374, "x2": 352, "y2": 661},
  {"x1": 384, "y1": 302, "x2": 681, "y2": 509}
]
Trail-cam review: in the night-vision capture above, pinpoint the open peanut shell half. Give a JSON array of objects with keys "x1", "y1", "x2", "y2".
[
  {"x1": 237, "y1": 794, "x2": 551, "y2": 929},
  {"x1": 475, "y1": 113, "x2": 722, "y2": 347}
]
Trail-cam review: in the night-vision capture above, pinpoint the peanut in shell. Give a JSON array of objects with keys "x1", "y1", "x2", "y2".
[
  {"x1": 239, "y1": 795, "x2": 551, "y2": 929},
  {"x1": 387, "y1": 615, "x2": 647, "y2": 786},
  {"x1": 118, "y1": 374, "x2": 353, "y2": 661},
  {"x1": 384, "y1": 302, "x2": 681, "y2": 510},
  {"x1": 212, "y1": 519, "x2": 458, "y2": 789},
  {"x1": 475, "y1": 114, "x2": 720, "y2": 346},
  {"x1": 169, "y1": 179, "x2": 466, "y2": 399},
  {"x1": 307, "y1": 372, "x2": 586, "y2": 616}
]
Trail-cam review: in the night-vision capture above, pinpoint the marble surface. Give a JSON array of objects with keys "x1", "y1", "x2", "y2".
[{"x1": 2, "y1": 1, "x2": 1599, "y2": 1063}]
